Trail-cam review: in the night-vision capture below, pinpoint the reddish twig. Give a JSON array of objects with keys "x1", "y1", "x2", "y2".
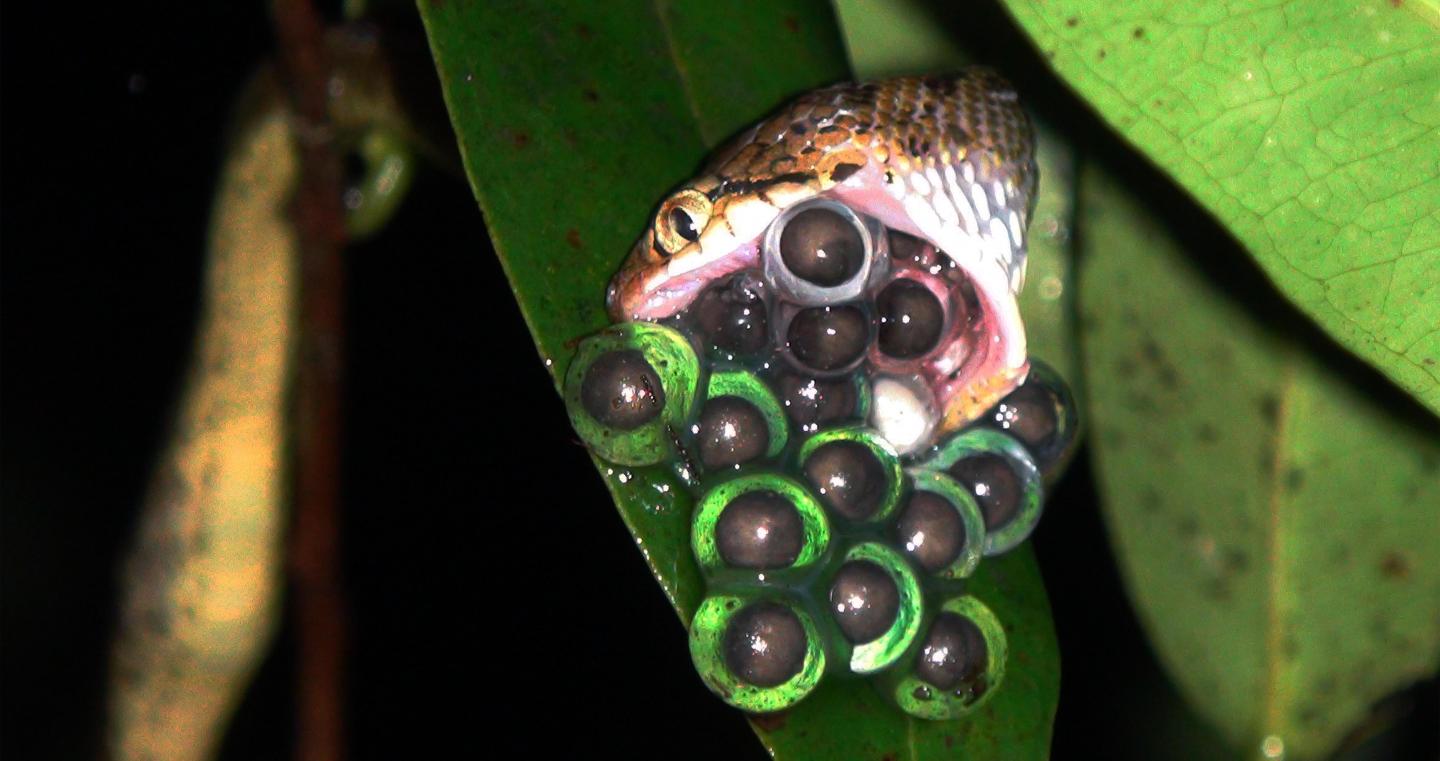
[{"x1": 271, "y1": 2, "x2": 348, "y2": 761}]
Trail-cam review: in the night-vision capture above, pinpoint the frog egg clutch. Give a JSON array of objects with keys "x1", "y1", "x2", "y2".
[
  {"x1": 563, "y1": 71, "x2": 1074, "y2": 720},
  {"x1": 564, "y1": 217, "x2": 1076, "y2": 720}
]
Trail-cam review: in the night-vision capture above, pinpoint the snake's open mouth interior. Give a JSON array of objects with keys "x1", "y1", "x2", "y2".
[{"x1": 648, "y1": 197, "x2": 1010, "y2": 455}]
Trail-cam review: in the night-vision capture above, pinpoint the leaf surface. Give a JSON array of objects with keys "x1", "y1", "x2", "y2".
[{"x1": 1002, "y1": 0, "x2": 1440, "y2": 416}]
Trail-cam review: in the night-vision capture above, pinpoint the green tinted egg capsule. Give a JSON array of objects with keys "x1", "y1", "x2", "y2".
[
  {"x1": 896, "y1": 469, "x2": 986, "y2": 579},
  {"x1": 691, "y1": 370, "x2": 789, "y2": 471},
  {"x1": 883, "y1": 595, "x2": 1007, "y2": 720},
  {"x1": 798, "y1": 426, "x2": 904, "y2": 524},
  {"x1": 692, "y1": 473, "x2": 831, "y2": 582},
  {"x1": 824, "y1": 542, "x2": 923, "y2": 675},
  {"x1": 563, "y1": 322, "x2": 701, "y2": 466},
  {"x1": 916, "y1": 429, "x2": 1042, "y2": 556},
  {"x1": 689, "y1": 593, "x2": 826, "y2": 714}
]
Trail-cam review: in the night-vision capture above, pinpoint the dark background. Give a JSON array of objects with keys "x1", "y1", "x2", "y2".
[{"x1": 2, "y1": 3, "x2": 1434, "y2": 760}]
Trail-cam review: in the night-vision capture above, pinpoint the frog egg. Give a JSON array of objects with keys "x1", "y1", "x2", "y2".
[
  {"x1": 798, "y1": 426, "x2": 904, "y2": 524},
  {"x1": 984, "y1": 359, "x2": 1079, "y2": 479},
  {"x1": 689, "y1": 593, "x2": 826, "y2": 713},
  {"x1": 916, "y1": 429, "x2": 1042, "y2": 556},
  {"x1": 563, "y1": 322, "x2": 701, "y2": 466},
  {"x1": 875, "y1": 278, "x2": 946, "y2": 360},
  {"x1": 726, "y1": 601, "x2": 810, "y2": 686},
  {"x1": 692, "y1": 370, "x2": 788, "y2": 471},
  {"x1": 714, "y1": 491, "x2": 804, "y2": 570},
  {"x1": 770, "y1": 372, "x2": 871, "y2": 433},
  {"x1": 950, "y1": 455, "x2": 1024, "y2": 532},
  {"x1": 829, "y1": 560, "x2": 899, "y2": 644},
  {"x1": 689, "y1": 271, "x2": 772, "y2": 358},
  {"x1": 883, "y1": 595, "x2": 1006, "y2": 720},
  {"x1": 895, "y1": 469, "x2": 986, "y2": 579},
  {"x1": 868, "y1": 374, "x2": 937, "y2": 456},
  {"x1": 763, "y1": 199, "x2": 887, "y2": 305},
  {"x1": 691, "y1": 473, "x2": 830, "y2": 580},
  {"x1": 580, "y1": 350, "x2": 664, "y2": 430},
  {"x1": 825, "y1": 542, "x2": 922, "y2": 675},
  {"x1": 779, "y1": 302, "x2": 874, "y2": 375}
]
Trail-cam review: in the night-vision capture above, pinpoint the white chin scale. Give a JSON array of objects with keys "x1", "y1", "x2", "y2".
[{"x1": 869, "y1": 376, "x2": 937, "y2": 456}]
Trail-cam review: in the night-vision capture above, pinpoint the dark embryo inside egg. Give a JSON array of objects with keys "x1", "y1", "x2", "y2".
[
  {"x1": 696, "y1": 395, "x2": 770, "y2": 468},
  {"x1": 787, "y1": 304, "x2": 871, "y2": 372},
  {"x1": 780, "y1": 206, "x2": 866, "y2": 287},
  {"x1": 714, "y1": 490, "x2": 804, "y2": 569},
  {"x1": 724, "y1": 601, "x2": 808, "y2": 687},
  {"x1": 580, "y1": 349, "x2": 666, "y2": 430}
]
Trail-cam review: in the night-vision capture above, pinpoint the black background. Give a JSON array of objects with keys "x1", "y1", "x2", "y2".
[{"x1": 2, "y1": 3, "x2": 1433, "y2": 760}]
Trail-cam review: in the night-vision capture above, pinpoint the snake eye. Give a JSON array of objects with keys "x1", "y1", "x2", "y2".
[
  {"x1": 764, "y1": 199, "x2": 884, "y2": 305},
  {"x1": 654, "y1": 189, "x2": 712, "y2": 257},
  {"x1": 670, "y1": 207, "x2": 699, "y2": 242}
]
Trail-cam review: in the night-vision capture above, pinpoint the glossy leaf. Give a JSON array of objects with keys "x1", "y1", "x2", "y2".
[
  {"x1": 421, "y1": 1, "x2": 1058, "y2": 757},
  {"x1": 1077, "y1": 163, "x2": 1440, "y2": 760},
  {"x1": 1001, "y1": 0, "x2": 1440, "y2": 417}
]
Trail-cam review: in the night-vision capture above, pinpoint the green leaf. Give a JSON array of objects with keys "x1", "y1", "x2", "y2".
[
  {"x1": 421, "y1": 0, "x2": 1059, "y2": 756},
  {"x1": 1001, "y1": 0, "x2": 1440, "y2": 417},
  {"x1": 1076, "y1": 162, "x2": 1440, "y2": 760}
]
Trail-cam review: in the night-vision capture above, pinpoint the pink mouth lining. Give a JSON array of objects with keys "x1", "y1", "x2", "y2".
[{"x1": 616, "y1": 200, "x2": 1027, "y2": 436}]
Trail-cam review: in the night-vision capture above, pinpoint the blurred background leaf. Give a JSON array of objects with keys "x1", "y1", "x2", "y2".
[{"x1": 1078, "y1": 160, "x2": 1440, "y2": 760}]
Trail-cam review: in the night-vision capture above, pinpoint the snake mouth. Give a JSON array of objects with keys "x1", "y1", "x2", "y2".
[{"x1": 611, "y1": 198, "x2": 1026, "y2": 454}]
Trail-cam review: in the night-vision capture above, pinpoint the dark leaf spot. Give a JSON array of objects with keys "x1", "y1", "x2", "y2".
[{"x1": 1380, "y1": 552, "x2": 1410, "y2": 580}]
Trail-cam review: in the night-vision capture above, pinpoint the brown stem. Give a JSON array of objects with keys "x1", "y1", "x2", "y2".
[{"x1": 271, "y1": 2, "x2": 347, "y2": 761}]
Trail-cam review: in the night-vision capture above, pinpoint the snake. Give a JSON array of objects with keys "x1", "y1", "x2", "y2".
[{"x1": 607, "y1": 67, "x2": 1038, "y2": 436}]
